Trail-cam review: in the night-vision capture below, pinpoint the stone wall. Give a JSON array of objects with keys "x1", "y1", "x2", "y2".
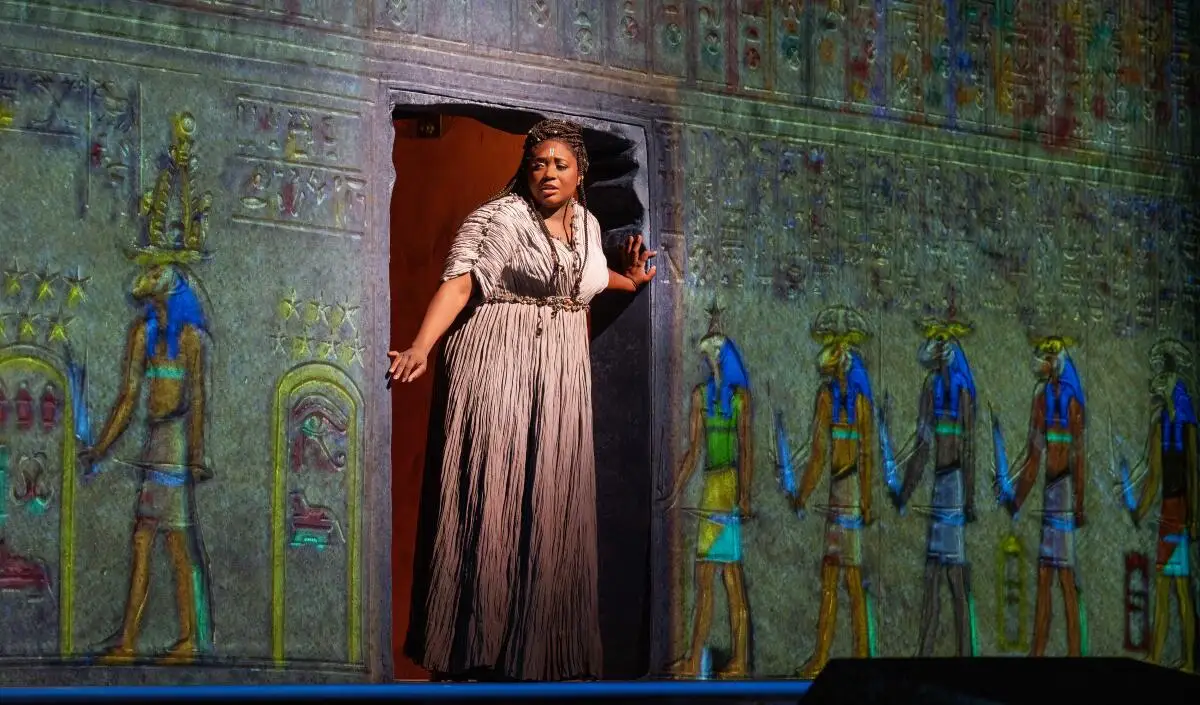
[{"x1": 0, "y1": 0, "x2": 1195, "y2": 684}]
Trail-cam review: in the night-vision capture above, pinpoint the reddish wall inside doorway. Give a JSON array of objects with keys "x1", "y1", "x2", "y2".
[{"x1": 389, "y1": 117, "x2": 525, "y2": 680}]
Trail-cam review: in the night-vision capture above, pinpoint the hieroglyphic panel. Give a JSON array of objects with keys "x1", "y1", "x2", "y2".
[
  {"x1": 1000, "y1": 1, "x2": 1032, "y2": 136},
  {"x1": 693, "y1": 1, "x2": 728, "y2": 86},
  {"x1": 607, "y1": 0, "x2": 649, "y2": 71},
  {"x1": 87, "y1": 81, "x2": 140, "y2": 221},
  {"x1": 1167, "y1": 1, "x2": 1191, "y2": 158},
  {"x1": 377, "y1": 0, "x2": 416, "y2": 33},
  {"x1": 271, "y1": 362, "x2": 363, "y2": 666},
  {"x1": 0, "y1": 346, "x2": 78, "y2": 659},
  {"x1": 563, "y1": 0, "x2": 605, "y2": 64},
  {"x1": 678, "y1": 121, "x2": 1193, "y2": 328},
  {"x1": 800, "y1": 145, "x2": 835, "y2": 298},
  {"x1": 809, "y1": 0, "x2": 847, "y2": 106},
  {"x1": 1085, "y1": 0, "x2": 1120, "y2": 148},
  {"x1": 887, "y1": 1, "x2": 925, "y2": 117},
  {"x1": 964, "y1": 0, "x2": 995, "y2": 128},
  {"x1": 1118, "y1": 0, "x2": 1151, "y2": 153},
  {"x1": 718, "y1": 132, "x2": 750, "y2": 292},
  {"x1": 516, "y1": 0, "x2": 562, "y2": 57},
  {"x1": 860, "y1": 151, "x2": 895, "y2": 308},
  {"x1": 652, "y1": 1, "x2": 688, "y2": 78},
  {"x1": 1152, "y1": 201, "x2": 1183, "y2": 336},
  {"x1": 833, "y1": 146, "x2": 867, "y2": 291},
  {"x1": 773, "y1": 140, "x2": 805, "y2": 301},
  {"x1": 652, "y1": 121, "x2": 684, "y2": 284},
  {"x1": 843, "y1": 0, "x2": 878, "y2": 113},
  {"x1": 230, "y1": 95, "x2": 367, "y2": 239},
  {"x1": 921, "y1": 0, "x2": 951, "y2": 126},
  {"x1": 682, "y1": 127, "x2": 718, "y2": 288},
  {"x1": 866, "y1": 0, "x2": 890, "y2": 114},
  {"x1": 737, "y1": 1, "x2": 770, "y2": 92},
  {"x1": 746, "y1": 137, "x2": 777, "y2": 290},
  {"x1": 773, "y1": 0, "x2": 806, "y2": 97},
  {"x1": 0, "y1": 68, "x2": 141, "y2": 220},
  {"x1": 1129, "y1": 197, "x2": 1159, "y2": 333},
  {"x1": 1179, "y1": 207, "x2": 1200, "y2": 343}
]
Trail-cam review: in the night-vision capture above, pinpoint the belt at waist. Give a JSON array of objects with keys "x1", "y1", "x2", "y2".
[
  {"x1": 482, "y1": 292, "x2": 589, "y2": 313},
  {"x1": 1046, "y1": 430, "x2": 1073, "y2": 444}
]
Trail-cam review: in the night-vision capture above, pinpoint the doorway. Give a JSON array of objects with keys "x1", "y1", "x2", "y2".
[{"x1": 389, "y1": 104, "x2": 654, "y2": 680}]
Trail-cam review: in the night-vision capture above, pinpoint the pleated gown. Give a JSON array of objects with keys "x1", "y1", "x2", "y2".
[{"x1": 408, "y1": 194, "x2": 608, "y2": 680}]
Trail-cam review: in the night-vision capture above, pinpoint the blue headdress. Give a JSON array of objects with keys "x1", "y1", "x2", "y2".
[
  {"x1": 144, "y1": 266, "x2": 209, "y2": 360},
  {"x1": 1046, "y1": 350, "x2": 1086, "y2": 427},
  {"x1": 706, "y1": 338, "x2": 749, "y2": 418},
  {"x1": 829, "y1": 350, "x2": 875, "y2": 425},
  {"x1": 932, "y1": 341, "x2": 978, "y2": 420}
]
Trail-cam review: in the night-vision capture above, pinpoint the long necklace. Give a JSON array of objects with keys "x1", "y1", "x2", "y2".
[{"x1": 526, "y1": 197, "x2": 587, "y2": 300}]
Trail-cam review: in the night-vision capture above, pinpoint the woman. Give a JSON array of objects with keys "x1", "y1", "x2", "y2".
[{"x1": 388, "y1": 119, "x2": 656, "y2": 681}]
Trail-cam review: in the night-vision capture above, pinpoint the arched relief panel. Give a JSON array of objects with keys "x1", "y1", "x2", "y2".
[
  {"x1": 271, "y1": 361, "x2": 364, "y2": 668},
  {"x1": 0, "y1": 344, "x2": 76, "y2": 658}
]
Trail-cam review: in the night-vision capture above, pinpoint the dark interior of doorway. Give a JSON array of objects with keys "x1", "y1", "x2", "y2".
[{"x1": 390, "y1": 107, "x2": 652, "y2": 680}]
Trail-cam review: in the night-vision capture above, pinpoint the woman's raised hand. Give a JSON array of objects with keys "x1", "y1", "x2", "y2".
[
  {"x1": 621, "y1": 234, "x2": 657, "y2": 287},
  {"x1": 387, "y1": 347, "x2": 429, "y2": 384}
]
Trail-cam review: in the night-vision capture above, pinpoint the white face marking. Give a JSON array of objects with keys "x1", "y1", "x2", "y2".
[{"x1": 548, "y1": 146, "x2": 557, "y2": 159}]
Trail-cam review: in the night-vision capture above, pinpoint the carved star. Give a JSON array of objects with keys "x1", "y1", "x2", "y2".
[
  {"x1": 45, "y1": 310, "x2": 74, "y2": 344},
  {"x1": 337, "y1": 299, "x2": 360, "y2": 333},
  {"x1": 336, "y1": 340, "x2": 354, "y2": 367},
  {"x1": 270, "y1": 329, "x2": 289, "y2": 355},
  {"x1": 302, "y1": 298, "x2": 327, "y2": 328},
  {"x1": 64, "y1": 267, "x2": 90, "y2": 308},
  {"x1": 290, "y1": 334, "x2": 312, "y2": 360},
  {"x1": 327, "y1": 299, "x2": 347, "y2": 331},
  {"x1": 17, "y1": 312, "x2": 38, "y2": 342},
  {"x1": 315, "y1": 333, "x2": 339, "y2": 361},
  {"x1": 278, "y1": 289, "x2": 299, "y2": 322},
  {"x1": 4, "y1": 260, "x2": 27, "y2": 298},
  {"x1": 705, "y1": 301, "x2": 724, "y2": 333},
  {"x1": 349, "y1": 338, "x2": 366, "y2": 368},
  {"x1": 34, "y1": 270, "x2": 57, "y2": 303}
]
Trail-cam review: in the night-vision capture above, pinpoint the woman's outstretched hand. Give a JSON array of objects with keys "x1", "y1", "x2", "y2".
[
  {"x1": 621, "y1": 234, "x2": 657, "y2": 287},
  {"x1": 387, "y1": 347, "x2": 428, "y2": 383}
]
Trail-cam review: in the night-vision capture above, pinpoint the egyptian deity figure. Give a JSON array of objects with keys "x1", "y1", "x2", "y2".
[
  {"x1": 82, "y1": 264, "x2": 215, "y2": 665},
  {"x1": 895, "y1": 318, "x2": 979, "y2": 657},
  {"x1": 793, "y1": 308, "x2": 877, "y2": 678},
  {"x1": 666, "y1": 305, "x2": 753, "y2": 679},
  {"x1": 1002, "y1": 337, "x2": 1087, "y2": 657},
  {"x1": 1133, "y1": 340, "x2": 1197, "y2": 672}
]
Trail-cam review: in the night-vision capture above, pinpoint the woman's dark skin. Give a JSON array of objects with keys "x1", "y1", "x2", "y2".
[{"x1": 387, "y1": 139, "x2": 657, "y2": 383}]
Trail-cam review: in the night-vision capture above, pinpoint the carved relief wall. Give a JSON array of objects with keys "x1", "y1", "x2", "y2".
[
  {"x1": 0, "y1": 1, "x2": 384, "y2": 684},
  {"x1": 0, "y1": 0, "x2": 1196, "y2": 686}
]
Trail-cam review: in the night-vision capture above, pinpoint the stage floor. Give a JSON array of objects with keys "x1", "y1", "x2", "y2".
[{"x1": 3, "y1": 680, "x2": 814, "y2": 703}]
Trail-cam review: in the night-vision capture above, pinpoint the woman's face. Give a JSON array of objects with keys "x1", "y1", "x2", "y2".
[{"x1": 526, "y1": 139, "x2": 580, "y2": 210}]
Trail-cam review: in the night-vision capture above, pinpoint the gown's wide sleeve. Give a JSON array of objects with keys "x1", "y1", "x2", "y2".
[{"x1": 441, "y1": 198, "x2": 517, "y2": 299}]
